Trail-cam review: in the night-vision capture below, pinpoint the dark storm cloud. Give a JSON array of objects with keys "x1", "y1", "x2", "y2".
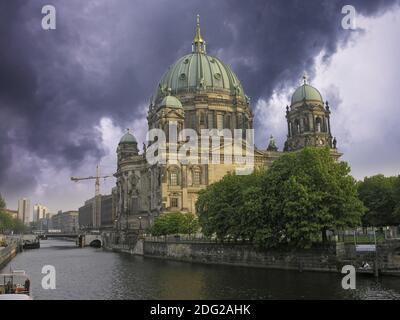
[{"x1": 0, "y1": 0, "x2": 398, "y2": 196}]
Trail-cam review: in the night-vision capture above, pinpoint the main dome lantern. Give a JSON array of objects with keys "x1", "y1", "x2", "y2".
[{"x1": 154, "y1": 15, "x2": 246, "y2": 104}]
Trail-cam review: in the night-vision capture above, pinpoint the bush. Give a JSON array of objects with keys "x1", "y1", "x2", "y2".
[{"x1": 149, "y1": 212, "x2": 199, "y2": 236}]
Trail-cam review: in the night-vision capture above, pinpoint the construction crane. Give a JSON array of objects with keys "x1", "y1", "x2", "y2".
[
  {"x1": 70, "y1": 165, "x2": 112, "y2": 229},
  {"x1": 71, "y1": 165, "x2": 111, "y2": 197}
]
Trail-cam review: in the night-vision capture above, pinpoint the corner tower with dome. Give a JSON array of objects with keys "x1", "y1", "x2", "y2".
[
  {"x1": 112, "y1": 17, "x2": 342, "y2": 236},
  {"x1": 284, "y1": 76, "x2": 341, "y2": 160}
]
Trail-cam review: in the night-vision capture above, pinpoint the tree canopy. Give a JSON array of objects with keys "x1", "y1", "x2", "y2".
[
  {"x1": 149, "y1": 212, "x2": 200, "y2": 236},
  {"x1": 0, "y1": 194, "x2": 5, "y2": 210},
  {"x1": 197, "y1": 147, "x2": 365, "y2": 248},
  {"x1": 358, "y1": 174, "x2": 400, "y2": 226},
  {"x1": 0, "y1": 194, "x2": 26, "y2": 234},
  {"x1": 196, "y1": 171, "x2": 263, "y2": 241}
]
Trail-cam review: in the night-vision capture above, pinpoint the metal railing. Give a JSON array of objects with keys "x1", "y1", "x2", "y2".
[{"x1": 144, "y1": 234, "x2": 252, "y2": 244}]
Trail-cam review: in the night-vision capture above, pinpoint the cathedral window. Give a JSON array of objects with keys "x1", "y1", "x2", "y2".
[
  {"x1": 199, "y1": 112, "x2": 205, "y2": 125},
  {"x1": 217, "y1": 114, "x2": 223, "y2": 130},
  {"x1": 192, "y1": 168, "x2": 201, "y2": 185},
  {"x1": 170, "y1": 197, "x2": 179, "y2": 208},
  {"x1": 225, "y1": 114, "x2": 231, "y2": 129},
  {"x1": 316, "y1": 117, "x2": 322, "y2": 132},
  {"x1": 131, "y1": 197, "x2": 139, "y2": 215},
  {"x1": 170, "y1": 170, "x2": 179, "y2": 186},
  {"x1": 191, "y1": 112, "x2": 197, "y2": 129},
  {"x1": 208, "y1": 112, "x2": 214, "y2": 128},
  {"x1": 303, "y1": 117, "x2": 309, "y2": 132},
  {"x1": 295, "y1": 119, "x2": 300, "y2": 134}
]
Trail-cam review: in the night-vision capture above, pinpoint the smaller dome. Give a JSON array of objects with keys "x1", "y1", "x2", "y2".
[
  {"x1": 119, "y1": 131, "x2": 137, "y2": 144},
  {"x1": 159, "y1": 94, "x2": 182, "y2": 109},
  {"x1": 291, "y1": 83, "x2": 323, "y2": 105}
]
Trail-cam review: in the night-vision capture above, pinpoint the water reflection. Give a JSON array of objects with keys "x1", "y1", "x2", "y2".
[{"x1": 1, "y1": 240, "x2": 400, "y2": 300}]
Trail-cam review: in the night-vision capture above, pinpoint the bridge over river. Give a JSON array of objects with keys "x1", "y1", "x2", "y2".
[{"x1": 35, "y1": 233, "x2": 103, "y2": 248}]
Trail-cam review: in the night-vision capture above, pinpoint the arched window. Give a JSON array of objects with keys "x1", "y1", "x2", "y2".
[
  {"x1": 295, "y1": 119, "x2": 300, "y2": 134},
  {"x1": 303, "y1": 117, "x2": 309, "y2": 132},
  {"x1": 316, "y1": 117, "x2": 322, "y2": 132}
]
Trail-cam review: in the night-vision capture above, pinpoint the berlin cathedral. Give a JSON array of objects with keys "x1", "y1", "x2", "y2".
[{"x1": 112, "y1": 16, "x2": 342, "y2": 232}]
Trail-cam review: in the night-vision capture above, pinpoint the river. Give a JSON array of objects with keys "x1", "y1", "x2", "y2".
[{"x1": 2, "y1": 239, "x2": 400, "y2": 300}]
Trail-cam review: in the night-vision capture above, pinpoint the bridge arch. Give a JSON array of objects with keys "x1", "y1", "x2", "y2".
[{"x1": 89, "y1": 239, "x2": 102, "y2": 248}]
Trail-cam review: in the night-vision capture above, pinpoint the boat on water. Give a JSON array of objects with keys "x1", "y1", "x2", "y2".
[
  {"x1": 22, "y1": 236, "x2": 41, "y2": 250},
  {"x1": 0, "y1": 270, "x2": 32, "y2": 300}
]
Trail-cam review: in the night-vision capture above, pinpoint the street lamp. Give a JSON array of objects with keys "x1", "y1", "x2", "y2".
[{"x1": 138, "y1": 216, "x2": 142, "y2": 231}]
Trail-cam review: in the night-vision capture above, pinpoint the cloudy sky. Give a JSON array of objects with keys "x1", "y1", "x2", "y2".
[{"x1": 0, "y1": 0, "x2": 399, "y2": 212}]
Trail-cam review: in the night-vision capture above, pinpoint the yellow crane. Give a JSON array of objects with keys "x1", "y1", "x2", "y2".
[
  {"x1": 70, "y1": 165, "x2": 112, "y2": 228},
  {"x1": 71, "y1": 165, "x2": 111, "y2": 197}
]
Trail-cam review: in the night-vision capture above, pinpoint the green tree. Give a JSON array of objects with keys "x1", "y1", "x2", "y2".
[
  {"x1": 12, "y1": 218, "x2": 26, "y2": 234},
  {"x1": 197, "y1": 147, "x2": 365, "y2": 249},
  {"x1": 0, "y1": 211, "x2": 14, "y2": 233},
  {"x1": 394, "y1": 176, "x2": 400, "y2": 218},
  {"x1": 0, "y1": 193, "x2": 6, "y2": 209},
  {"x1": 0, "y1": 194, "x2": 26, "y2": 234},
  {"x1": 196, "y1": 176, "x2": 233, "y2": 240},
  {"x1": 255, "y1": 147, "x2": 364, "y2": 248},
  {"x1": 182, "y1": 213, "x2": 200, "y2": 235},
  {"x1": 150, "y1": 212, "x2": 199, "y2": 236},
  {"x1": 358, "y1": 175, "x2": 400, "y2": 226},
  {"x1": 196, "y1": 172, "x2": 260, "y2": 241}
]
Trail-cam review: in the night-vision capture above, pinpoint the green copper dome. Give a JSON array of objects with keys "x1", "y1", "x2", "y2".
[
  {"x1": 154, "y1": 15, "x2": 245, "y2": 102},
  {"x1": 159, "y1": 94, "x2": 183, "y2": 109},
  {"x1": 119, "y1": 131, "x2": 137, "y2": 144},
  {"x1": 291, "y1": 83, "x2": 323, "y2": 105}
]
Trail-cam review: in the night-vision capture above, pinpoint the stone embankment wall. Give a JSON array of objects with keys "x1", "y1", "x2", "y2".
[
  {"x1": 141, "y1": 240, "x2": 400, "y2": 275},
  {"x1": 104, "y1": 234, "x2": 400, "y2": 275},
  {"x1": 142, "y1": 241, "x2": 343, "y2": 273},
  {"x1": 0, "y1": 240, "x2": 19, "y2": 270}
]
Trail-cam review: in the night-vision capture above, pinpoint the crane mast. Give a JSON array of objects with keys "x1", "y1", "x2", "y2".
[
  {"x1": 71, "y1": 165, "x2": 112, "y2": 229},
  {"x1": 71, "y1": 165, "x2": 111, "y2": 195}
]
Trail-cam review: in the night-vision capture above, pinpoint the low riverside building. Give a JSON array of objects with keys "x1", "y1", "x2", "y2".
[
  {"x1": 4, "y1": 209, "x2": 17, "y2": 219},
  {"x1": 51, "y1": 211, "x2": 79, "y2": 233},
  {"x1": 78, "y1": 194, "x2": 114, "y2": 231}
]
